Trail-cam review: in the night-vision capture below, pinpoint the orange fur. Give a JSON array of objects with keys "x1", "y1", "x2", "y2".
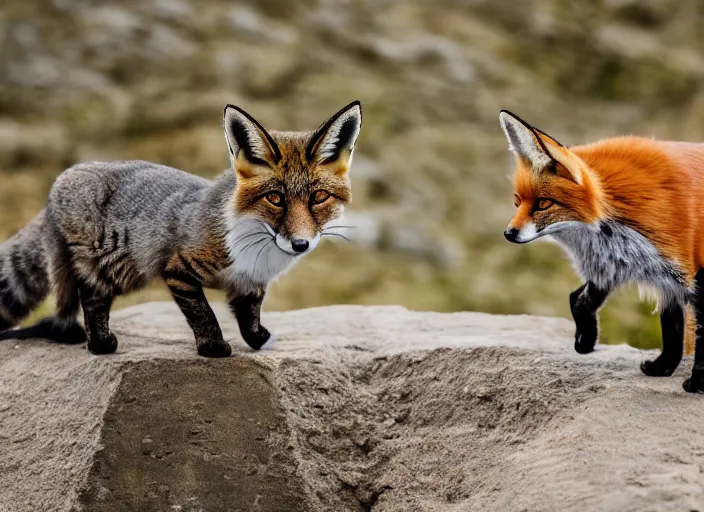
[
  {"x1": 508, "y1": 130, "x2": 704, "y2": 357},
  {"x1": 511, "y1": 135, "x2": 704, "y2": 281},
  {"x1": 233, "y1": 131, "x2": 351, "y2": 242}
]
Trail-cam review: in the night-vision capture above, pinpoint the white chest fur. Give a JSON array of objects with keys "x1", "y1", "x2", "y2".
[
  {"x1": 552, "y1": 222, "x2": 690, "y2": 308},
  {"x1": 224, "y1": 215, "x2": 299, "y2": 291}
]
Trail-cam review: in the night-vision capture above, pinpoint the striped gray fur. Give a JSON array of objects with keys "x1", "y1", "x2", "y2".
[
  {"x1": 0, "y1": 101, "x2": 362, "y2": 356},
  {"x1": 0, "y1": 162, "x2": 238, "y2": 347},
  {"x1": 46, "y1": 160, "x2": 230, "y2": 296}
]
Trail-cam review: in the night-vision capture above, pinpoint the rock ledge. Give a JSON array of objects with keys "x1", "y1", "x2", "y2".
[{"x1": 0, "y1": 303, "x2": 702, "y2": 512}]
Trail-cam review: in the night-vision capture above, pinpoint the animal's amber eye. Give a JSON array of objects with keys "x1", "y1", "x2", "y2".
[
  {"x1": 311, "y1": 190, "x2": 331, "y2": 205},
  {"x1": 266, "y1": 192, "x2": 285, "y2": 207},
  {"x1": 513, "y1": 195, "x2": 521, "y2": 208},
  {"x1": 536, "y1": 198, "x2": 554, "y2": 211}
]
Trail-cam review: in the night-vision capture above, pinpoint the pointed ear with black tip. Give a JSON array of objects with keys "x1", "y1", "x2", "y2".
[
  {"x1": 306, "y1": 101, "x2": 362, "y2": 174},
  {"x1": 224, "y1": 105, "x2": 281, "y2": 176},
  {"x1": 499, "y1": 110, "x2": 554, "y2": 169},
  {"x1": 499, "y1": 110, "x2": 582, "y2": 185}
]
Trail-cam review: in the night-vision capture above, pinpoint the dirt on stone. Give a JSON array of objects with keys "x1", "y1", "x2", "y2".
[
  {"x1": 276, "y1": 348, "x2": 703, "y2": 512},
  {"x1": 1, "y1": 303, "x2": 703, "y2": 512},
  {"x1": 80, "y1": 360, "x2": 309, "y2": 512}
]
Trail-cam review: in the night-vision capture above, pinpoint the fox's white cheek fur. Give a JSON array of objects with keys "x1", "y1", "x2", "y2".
[
  {"x1": 223, "y1": 213, "x2": 328, "y2": 290},
  {"x1": 515, "y1": 221, "x2": 538, "y2": 243},
  {"x1": 224, "y1": 215, "x2": 298, "y2": 288},
  {"x1": 307, "y1": 233, "x2": 321, "y2": 251}
]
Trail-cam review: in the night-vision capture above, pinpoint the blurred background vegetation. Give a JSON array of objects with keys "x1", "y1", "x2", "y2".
[{"x1": 2, "y1": 0, "x2": 703, "y2": 349}]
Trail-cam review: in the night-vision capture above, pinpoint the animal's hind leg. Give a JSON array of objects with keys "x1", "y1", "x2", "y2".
[
  {"x1": 641, "y1": 303, "x2": 684, "y2": 377},
  {"x1": 80, "y1": 284, "x2": 117, "y2": 355},
  {"x1": 30, "y1": 231, "x2": 86, "y2": 344},
  {"x1": 570, "y1": 282, "x2": 609, "y2": 354},
  {"x1": 44, "y1": 273, "x2": 86, "y2": 344},
  {"x1": 684, "y1": 271, "x2": 704, "y2": 392}
]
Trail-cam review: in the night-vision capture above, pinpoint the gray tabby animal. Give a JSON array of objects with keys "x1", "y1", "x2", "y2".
[{"x1": 0, "y1": 101, "x2": 362, "y2": 356}]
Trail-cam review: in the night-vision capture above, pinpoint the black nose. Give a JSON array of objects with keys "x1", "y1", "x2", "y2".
[
  {"x1": 504, "y1": 227, "x2": 519, "y2": 242},
  {"x1": 291, "y1": 239, "x2": 310, "y2": 253}
]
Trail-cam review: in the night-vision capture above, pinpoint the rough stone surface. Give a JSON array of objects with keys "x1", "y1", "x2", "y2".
[{"x1": 1, "y1": 303, "x2": 703, "y2": 511}]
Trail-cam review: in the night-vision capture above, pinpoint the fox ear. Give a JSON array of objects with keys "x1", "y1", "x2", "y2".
[
  {"x1": 499, "y1": 110, "x2": 554, "y2": 169},
  {"x1": 224, "y1": 105, "x2": 281, "y2": 172},
  {"x1": 306, "y1": 101, "x2": 362, "y2": 172},
  {"x1": 499, "y1": 110, "x2": 582, "y2": 185}
]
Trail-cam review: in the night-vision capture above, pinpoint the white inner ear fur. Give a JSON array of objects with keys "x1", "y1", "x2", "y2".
[
  {"x1": 223, "y1": 108, "x2": 272, "y2": 162},
  {"x1": 316, "y1": 106, "x2": 362, "y2": 163},
  {"x1": 499, "y1": 112, "x2": 552, "y2": 170},
  {"x1": 543, "y1": 144, "x2": 583, "y2": 185}
]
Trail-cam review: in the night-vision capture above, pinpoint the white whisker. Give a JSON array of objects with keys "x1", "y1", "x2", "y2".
[
  {"x1": 223, "y1": 211, "x2": 300, "y2": 289},
  {"x1": 239, "y1": 236, "x2": 270, "y2": 254},
  {"x1": 234, "y1": 231, "x2": 270, "y2": 246},
  {"x1": 323, "y1": 233, "x2": 351, "y2": 242}
]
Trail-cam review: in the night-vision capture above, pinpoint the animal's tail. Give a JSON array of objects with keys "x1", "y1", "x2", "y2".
[
  {"x1": 0, "y1": 210, "x2": 85, "y2": 343},
  {"x1": 0, "y1": 211, "x2": 51, "y2": 335}
]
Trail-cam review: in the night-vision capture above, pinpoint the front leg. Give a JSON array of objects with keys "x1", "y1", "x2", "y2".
[
  {"x1": 684, "y1": 270, "x2": 704, "y2": 392},
  {"x1": 228, "y1": 288, "x2": 272, "y2": 351},
  {"x1": 641, "y1": 303, "x2": 684, "y2": 377},
  {"x1": 164, "y1": 272, "x2": 231, "y2": 358},
  {"x1": 569, "y1": 282, "x2": 610, "y2": 354},
  {"x1": 80, "y1": 284, "x2": 118, "y2": 355}
]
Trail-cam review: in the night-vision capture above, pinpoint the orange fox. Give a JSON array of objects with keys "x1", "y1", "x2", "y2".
[{"x1": 499, "y1": 110, "x2": 704, "y2": 393}]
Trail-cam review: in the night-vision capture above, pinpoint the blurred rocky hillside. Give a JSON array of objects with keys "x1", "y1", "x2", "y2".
[{"x1": 2, "y1": 0, "x2": 704, "y2": 348}]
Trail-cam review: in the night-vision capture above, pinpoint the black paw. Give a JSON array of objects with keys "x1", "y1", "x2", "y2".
[
  {"x1": 197, "y1": 340, "x2": 232, "y2": 358},
  {"x1": 683, "y1": 369, "x2": 704, "y2": 393},
  {"x1": 0, "y1": 318, "x2": 86, "y2": 343},
  {"x1": 683, "y1": 376, "x2": 704, "y2": 393},
  {"x1": 0, "y1": 317, "x2": 13, "y2": 332},
  {"x1": 242, "y1": 326, "x2": 272, "y2": 351},
  {"x1": 87, "y1": 332, "x2": 118, "y2": 355},
  {"x1": 640, "y1": 357, "x2": 677, "y2": 377},
  {"x1": 54, "y1": 322, "x2": 87, "y2": 345},
  {"x1": 574, "y1": 327, "x2": 597, "y2": 354}
]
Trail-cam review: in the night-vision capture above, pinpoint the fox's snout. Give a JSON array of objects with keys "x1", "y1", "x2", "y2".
[
  {"x1": 504, "y1": 226, "x2": 519, "y2": 243},
  {"x1": 272, "y1": 201, "x2": 324, "y2": 256},
  {"x1": 274, "y1": 231, "x2": 321, "y2": 256},
  {"x1": 503, "y1": 220, "x2": 539, "y2": 244},
  {"x1": 290, "y1": 239, "x2": 310, "y2": 253}
]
